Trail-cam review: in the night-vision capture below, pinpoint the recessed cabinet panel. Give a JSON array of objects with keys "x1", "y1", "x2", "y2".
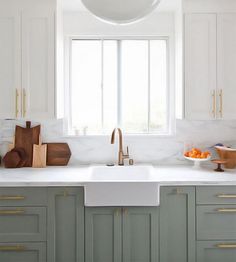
[
  {"x1": 185, "y1": 14, "x2": 217, "y2": 120},
  {"x1": 0, "y1": 10, "x2": 21, "y2": 119},
  {"x1": 197, "y1": 241, "x2": 236, "y2": 262},
  {"x1": 217, "y1": 14, "x2": 236, "y2": 119},
  {"x1": 22, "y1": 9, "x2": 55, "y2": 119}
]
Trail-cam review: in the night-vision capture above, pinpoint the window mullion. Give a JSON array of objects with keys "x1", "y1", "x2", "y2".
[
  {"x1": 117, "y1": 40, "x2": 122, "y2": 127},
  {"x1": 148, "y1": 40, "x2": 151, "y2": 132},
  {"x1": 101, "y1": 40, "x2": 104, "y2": 131}
]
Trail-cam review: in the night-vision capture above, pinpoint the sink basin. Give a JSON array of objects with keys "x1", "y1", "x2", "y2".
[
  {"x1": 88, "y1": 165, "x2": 154, "y2": 181},
  {"x1": 84, "y1": 165, "x2": 160, "y2": 207}
]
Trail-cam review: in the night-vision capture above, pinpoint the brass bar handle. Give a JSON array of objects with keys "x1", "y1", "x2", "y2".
[
  {"x1": 0, "y1": 245, "x2": 26, "y2": 251},
  {"x1": 15, "y1": 89, "x2": 19, "y2": 118},
  {"x1": 219, "y1": 89, "x2": 223, "y2": 118},
  {"x1": 216, "y1": 208, "x2": 236, "y2": 213},
  {"x1": 23, "y1": 88, "x2": 26, "y2": 117},
  {"x1": 217, "y1": 194, "x2": 236, "y2": 198},
  {"x1": 212, "y1": 90, "x2": 216, "y2": 118},
  {"x1": 216, "y1": 244, "x2": 236, "y2": 249},
  {"x1": 0, "y1": 209, "x2": 25, "y2": 215},
  {"x1": 0, "y1": 196, "x2": 25, "y2": 201}
]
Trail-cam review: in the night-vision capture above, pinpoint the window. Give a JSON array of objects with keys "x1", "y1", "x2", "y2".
[{"x1": 70, "y1": 38, "x2": 170, "y2": 135}]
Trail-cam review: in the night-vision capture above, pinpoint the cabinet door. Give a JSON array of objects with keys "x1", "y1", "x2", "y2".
[
  {"x1": 185, "y1": 14, "x2": 217, "y2": 120},
  {"x1": 217, "y1": 14, "x2": 236, "y2": 119},
  {"x1": 122, "y1": 207, "x2": 158, "y2": 262},
  {"x1": 0, "y1": 242, "x2": 46, "y2": 262},
  {"x1": 0, "y1": 8, "x2": 21, "y2": 119},
  {"x1": 47, "y1": 187, "x2": 84, "y2": 262},
  {"x1": 85, "y1": 207, "x2": 122, "y2": 262},
  {"x1": 197, "y1": 241, "x2": 236, "y2": 262},
  {"x1": 22, "y1": 8, "x2": 55, "y2": 119},
  {"x1": 160, "y1": 187, "x2": 196, "y2": 262}
]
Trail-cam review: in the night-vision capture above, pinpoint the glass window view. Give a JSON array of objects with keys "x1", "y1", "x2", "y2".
[{"x1": 71, "y1": 39, "x2": 168, "y2": 135}]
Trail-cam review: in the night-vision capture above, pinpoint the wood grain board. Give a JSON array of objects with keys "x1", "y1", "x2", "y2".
[
  {"x1": 46, "y1": 143, "x2": 71, "y2": 166},
  {"x1": 32, "y1": 136, "x2": 47, "y2": 168}
]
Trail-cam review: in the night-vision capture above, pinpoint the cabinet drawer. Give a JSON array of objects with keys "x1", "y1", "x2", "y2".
[
  {"x1": 197, "y1": 241, "x2": 236, "y2": 262},
  {"x1": 197, "y1": 205, "x2": 236, "y2": 240},
  {"x1": 0, "y1": 188, "x2": 47, "y2": 206},
  {"x1": 0, "y1": 207, "x2": 46, "y2": 242},
  {"x1": 196, "y1": 186, "x2": 236, "y2": 204},
  {"x1": 0, "y1": 242, "x2": 46, "y2": 262}
]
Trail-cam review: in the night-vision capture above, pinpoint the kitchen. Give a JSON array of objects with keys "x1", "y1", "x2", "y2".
[{"x1": 1, "y1": 0, "x2": 236, "y2": 261}]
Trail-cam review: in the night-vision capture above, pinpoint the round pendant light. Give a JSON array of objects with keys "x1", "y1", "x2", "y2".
[{"x1": 81, "y1": 0, "x2": 162, "y2": 24}]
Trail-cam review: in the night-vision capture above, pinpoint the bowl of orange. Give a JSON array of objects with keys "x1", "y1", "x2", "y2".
[{"x1": 184, "y1": 148, "x2": 211, "y2": 168}]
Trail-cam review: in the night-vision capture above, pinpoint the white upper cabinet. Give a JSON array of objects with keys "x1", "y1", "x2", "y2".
[
  {"x1": 217, "y1": 14, "x2": 236, "y2": 120},
  {"x1": 185, "y1": 14, "x2": 217, "y2": 120},
  {"x1": 0, "y1": 8, "x2": 21, "y2": 119},
  {"x1": 185, "y1": 13, "x2": 236, "y2": 120},
  {"x1": 0, "y1": 1, "x2": 55, "y2": 120}
]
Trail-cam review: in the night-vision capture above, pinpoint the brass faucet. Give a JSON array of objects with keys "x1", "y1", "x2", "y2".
[{"x1": 111, "y1": 128, "x2": 132, "y2": 166}]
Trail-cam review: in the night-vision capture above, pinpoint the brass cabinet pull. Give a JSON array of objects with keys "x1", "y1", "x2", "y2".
[
  {"x1": 23, "y1": 88, "x2": 26, "y2": 117},
  {"x1": 219, "y1": 89, "x2": 223, "y2": 118},
  {"x1": 217, "y1": 194, "x2": 236, "y2": 199},
  {"x1": 212, "y1": 90, "x2": 216, "y2": 118},
  {"x1": 216, "y1": 208, "x2": 236, "y2": 213},
  {"x1": 216, "y1": 244, "x2": 236, "y2": 249},
  {"x1": 123, "y1": 208, "x2": 128, "y2": 215},
  {"x1": 174, "y1": 188, "x2": 184, "y2": 194},
  {"x1": 0, "y1": 245, "x2": 26, "y2": 251},
  {"x1": 0, "y1": 196, "x2": 25, "y2": 201},
  {"x1": 0, "y1": 209, "x2": 25, "y2": 215},
  {"x1": 15, "y1": 89, "x2": 19, "y2": 118},
  {"x1": 115, "y1": 209, "x2": 120, "y2": 217}
]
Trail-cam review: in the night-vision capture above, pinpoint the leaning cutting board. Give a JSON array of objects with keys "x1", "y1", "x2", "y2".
[
  {"x1": 32, "y1": 136, "x2": 47, "y2": 168},
  {"x1": 46, "y1": 143, "x2": 71, "y2": 166},
  {"x1": 15, "y1": 121, "x2": 40, "y2": 167}
]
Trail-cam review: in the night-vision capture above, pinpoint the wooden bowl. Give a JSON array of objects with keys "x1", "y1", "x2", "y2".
[{"x1": 215, "y1": 146, "x2": 236, "y2": 169}]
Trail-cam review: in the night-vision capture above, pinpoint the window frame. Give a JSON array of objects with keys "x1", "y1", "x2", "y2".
[{"x1": 65, "y1": 36, "x2": 175, "y2": 136}]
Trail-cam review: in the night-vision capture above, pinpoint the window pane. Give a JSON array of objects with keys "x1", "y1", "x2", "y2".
[
  {"x1": 103, "y1": 40, "x2": 118, "y2": 132},
  {"x1": 150, "y1": 40, "x2": 168, "y2": 132},
  {"x1": 121, "y1": 40, "x2": 149, "y2": 133},
  {"x1": 71, "y1": 40, "x2": 102, "y2": 134}
]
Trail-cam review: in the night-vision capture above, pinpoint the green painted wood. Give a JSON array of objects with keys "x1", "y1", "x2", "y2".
[
  {"x1": 0, "y1": 206, "x2": 46, "y2": 242},
  {"x1": 122, "y1": 207, "x2": 159, "y2": 262},
  {"x1": 47, "y1": 187, "x2": 84, "y2": 262},
  {"x1": 0, "y1": 242, "x2": 46, "y2": 262},
  {"x1": 197, "y1": 205, "x2": 236, "y2": 240},
  {"x1": 197, "y1": 241, "x2": 236, "y2": 262},
  {"x1": 0, "y1": 188, "x2": 47, "y2": 206},
  {"x1": 160, "y1": 187, "x2": 196, "y2": 262},
  {"x1": 196, "y1": 186, "x2": 236, "y2": 205},
  {"x1": 85, "y1": 207, "x2": 122, "y2": 262}
]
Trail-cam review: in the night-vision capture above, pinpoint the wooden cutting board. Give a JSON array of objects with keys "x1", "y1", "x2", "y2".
[
  {"x1": 32, "y1": 136, "x2": 47, "y2": 168},
  {"x1": 15, "y1": 121, "x2": 40, "y2": 167},
  {"x1": 46, "y1": 143, "x2": 71, "y2": 166}
]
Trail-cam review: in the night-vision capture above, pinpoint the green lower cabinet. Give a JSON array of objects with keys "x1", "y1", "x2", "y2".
[
  {"x1": 160, "y1": 187, "x2": 196, "y2": 262},
  {"x1": 0, "y1": 242, "x2": 46, "y2": 262},
  {"x1": 197, "y1": 241, "x2": 236, "y2": 262},
  {"x1": 47, "y1": 187, "x2": 84, "y2": 262},
  {"x1": 85, "y1": 207, "x2": 159, "y2": 262}
]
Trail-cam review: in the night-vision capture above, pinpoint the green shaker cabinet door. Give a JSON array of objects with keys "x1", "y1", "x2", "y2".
[
  {"x1": 160, "y1": 187, "x2": 196, "y2": 262},
  {"x1": 123, "y1": 207, "x2": 159, "y2": 262},
  {"x1": 85, "y1": 207, "x2": 122, "y2": 262},
  {"x1": 47, "y1": 187, "x2": 84, "y2": 262}
]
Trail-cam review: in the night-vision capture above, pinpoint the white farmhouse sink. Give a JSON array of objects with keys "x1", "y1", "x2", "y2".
[{"x1": 84, "y1": 165, "x2": 160, "y2": 207}]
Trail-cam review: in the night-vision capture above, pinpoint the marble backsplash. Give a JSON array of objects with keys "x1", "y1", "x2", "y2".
[{"x1": 0, "y1": 119, "x2": 236, "y2": 166}]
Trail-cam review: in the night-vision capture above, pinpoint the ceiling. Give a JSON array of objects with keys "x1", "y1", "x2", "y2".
[{"x1": 62, "y1": 0, "x2": 181, "y2": 13}]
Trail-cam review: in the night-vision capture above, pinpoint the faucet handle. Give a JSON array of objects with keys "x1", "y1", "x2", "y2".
[{"x1": 126, "y1": 146, "x2": 129, "y2": 155}]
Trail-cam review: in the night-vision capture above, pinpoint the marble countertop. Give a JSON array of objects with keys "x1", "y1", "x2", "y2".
[{"x1": 0, "y1": 165, "x2": 236, "y2": 187}]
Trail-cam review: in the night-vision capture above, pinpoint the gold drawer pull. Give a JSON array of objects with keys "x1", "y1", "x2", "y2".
[
  {"x1": 0, "y1": 245, "x2": 26, "y2": 251},
  {"x1": 0, "y1": 196, "x2": 25, "y2": 201},
  {"x1": 217, "y1": 194, "x2": 236, "y2": 198},
  {"x1": 216, "y1": 244, "x2": 236, "y2": 249},
  {"x1": 216, "y1": 208, "x2": 236, "y2": 213},
  {"x1": 0, "y1": 209, "x2": 25, "y2": 215},
  {"x1": 115, "y1": 209, "x2": 120, "y2": 217}
]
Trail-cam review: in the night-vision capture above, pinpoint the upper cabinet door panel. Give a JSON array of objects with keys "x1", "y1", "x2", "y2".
[
  {"x1": 22, "y1": 9, "x2": 55, "y2": 119},
  {"x1": 217, "y1": 14, "x2": 236, "y2": 120},
  {"x1": 0, "y1": 10, "x2": 21, "y2": 119},
  {"x1": 185, "y1": 14, "x2": 217, "y2": 120}
]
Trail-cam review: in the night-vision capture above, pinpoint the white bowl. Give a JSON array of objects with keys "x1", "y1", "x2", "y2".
[{"x1": 184, "y1": 156, "x2": 211, "y2": 168}]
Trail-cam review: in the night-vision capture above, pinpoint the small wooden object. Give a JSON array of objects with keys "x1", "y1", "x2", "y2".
[
  {"x1": 32, "y1": 136, "x2": 47, "y2": 168},
  {"x1": 46, "y1": 143, "x2": 71, "y2": 166},
  {"x1": 215, "y1": 146, "x2": 236, "y2": 169},
  {"x1": 211, "y1": 159, "x2": 227, "y2": 172},
  {"x1": 3, "y1": 148, "x2": 28, "y2": 168}
]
